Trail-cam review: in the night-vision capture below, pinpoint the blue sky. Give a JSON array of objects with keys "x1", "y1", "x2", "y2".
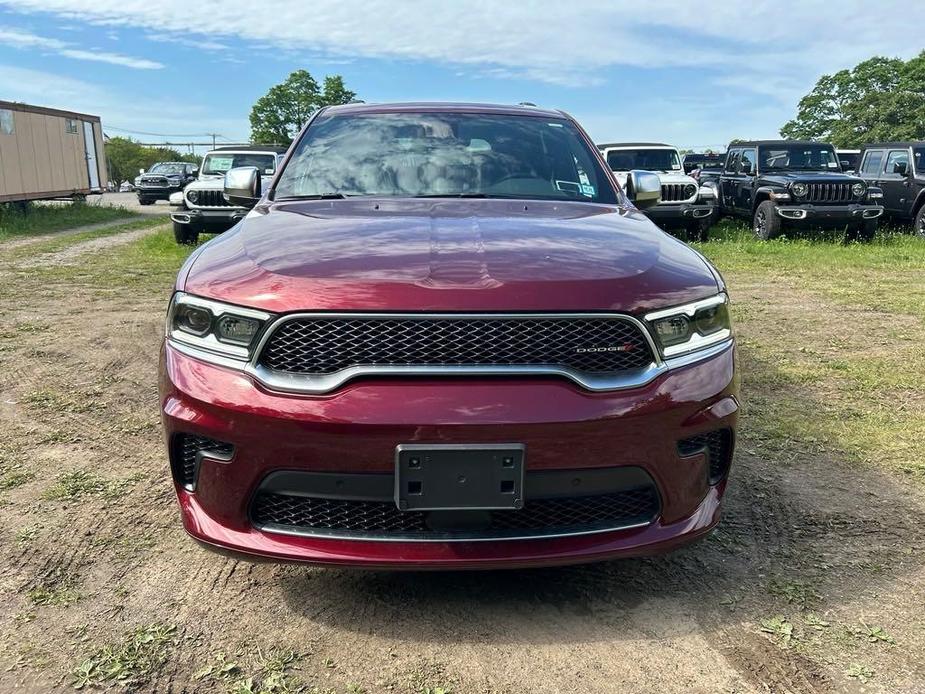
[{"x1": 1, "y1": 1, "x2": 923, "y2": 152}]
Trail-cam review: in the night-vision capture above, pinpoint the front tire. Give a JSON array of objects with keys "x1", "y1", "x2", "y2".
[
  {"x1": 846, "y1": 218, "x2": 877, "y2": 243},
  {"x1": 753, "y1": 200, "x2": 783, "y2": 240},
  {"x1": 173, "y1": 221, "x2": 199, "y2": 245},
  {"x1": 914, "y1": 205, "x2": 925, "y2": 238},
  {"x1": 138, "y1": 198, "x2": 154, "y2": 206},
  {"x1": 685, "y1": 220, "x2": 709, "y2": 242}
]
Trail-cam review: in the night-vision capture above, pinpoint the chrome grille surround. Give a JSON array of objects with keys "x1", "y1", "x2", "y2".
[
  {"x1": 246, "y1": 312, "x2": 667, "y2": 395},
  {"x1": 188, "y1": 189, "x2": 234, "y2": 207}
]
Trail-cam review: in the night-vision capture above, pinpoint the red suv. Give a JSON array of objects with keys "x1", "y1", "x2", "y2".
[{"x1": 159, "y1": 102, "x2": 738, "y2": 569}]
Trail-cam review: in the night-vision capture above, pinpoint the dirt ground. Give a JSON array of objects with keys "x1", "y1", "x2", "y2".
[{"x1": 0, "y1": 222, "x2": 923, "y2": 693}]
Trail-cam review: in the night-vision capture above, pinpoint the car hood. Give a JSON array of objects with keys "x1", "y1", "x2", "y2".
[
  {"x1": 187, "y1": 177, "x2": 225, "y2": 190},
  {"x1": 181, "y1": 198, "x2": 720, "y2": 314},
  {"x1": 760, "y1": 171, "x2": 863, "y2": 184},
  {"x1": 611, "y1": 171, "x2": 694, "y2": 188}
]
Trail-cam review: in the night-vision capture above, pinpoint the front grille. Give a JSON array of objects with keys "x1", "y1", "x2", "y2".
[
  {"x1": 678, "y1": 428, "x2": 734, "y2": 483},
  {"x1": 804, "y1": 183, "x2": 853, "y2": 203},
  {"x1": 252, "y1": 487, "x2": 660, "y2": 540},
  {"x1": 258, "y1": 315, "x2": 656, "y2": 377},
  {"x1": 140, "y1": 177, "x2": 168, "y2": 188},
  {"x1": 660, "y1": 183, "x2": 695, "y2": 203},
  {"x1": 170, "y1": 434, "x2": 234, "y2": 490},
  {"x1": 191, "y1": 190, "x2": 233, "y2": 207}
]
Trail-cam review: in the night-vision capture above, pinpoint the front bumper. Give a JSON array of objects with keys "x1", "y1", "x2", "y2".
[
  {"x1": 137, "y1": 186, "x2": 180, "y2": 201},
  {"x1": 170, "y1": 207, "x2": 247, "y2": 231},
  {"x1": 775, "y1": 203, "x2": 883, "y2": 222},
  {"x1": 644, "y1": 203, "x2": 715, "y2": 226},
  {"x1": 160, "y1": 341, "x2": 738, "y2": 569}
]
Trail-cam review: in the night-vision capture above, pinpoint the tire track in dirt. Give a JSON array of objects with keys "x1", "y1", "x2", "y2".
[{"x1": 12, "y1": 223, "x2": 169, "y2": 269}]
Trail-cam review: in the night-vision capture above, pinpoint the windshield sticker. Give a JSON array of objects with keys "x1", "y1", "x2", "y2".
[
  {"x1": 827, "y1": 162, "x2": 839, "y2": 168},
  {"x1": 207, "y1": 156, "x2": 234, "y2": 172},
  {"x1": 581, "y1": 184, "x2": 596, "y2": 197},
  {"x1": 672, "y1": 163, "x2": 681, "y2": 170}
]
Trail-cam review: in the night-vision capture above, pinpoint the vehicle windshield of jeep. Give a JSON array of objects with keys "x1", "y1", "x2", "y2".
[
  {"x1": 758, "y1": 144, "x2": 840, "y2": 173},
  {"x1": 274, "y1": 111, "x2": 617, "y2": 203},
  {"x1": 914, "y1": 147, "x2": 925, "y2": 174},
  {"x1": 149, "y1": 163, "x2": 187, "y2": 175},
  {"x1": 606, "y1": 149, "x2": 681, "y2": 173},
  {"x1": 202, "y1": 152, "x2": 277, "y2": 177}
]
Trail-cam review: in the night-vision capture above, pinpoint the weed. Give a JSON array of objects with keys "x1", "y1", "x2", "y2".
[
  {"x1": 28, "y1": 583, "x2": 80, "y2": 607},
  {"x1": 0, "y1": 464, "x2": 35, "y2": 490},
  {"x1": 768, "y1": 578, "x2": 822, "y2": 609},
  {"x1": 0, "y1": 201, "x2": 138, "y2": 242},
  {"x1": 856, "y1": 622, "x2": 895, "y2": 645},
  {"x1": 760, "y1": 616, "x2": 795, "y2": 648},
  {"x1": 845, "y1": 663, "x2": 874, "y2": 683},
  {"x1": 71, "y1": 623, "x2": 176, "y2": 689},
  {"x1": 42, "y1": 469, "x2": 142, "y2": 501},
  {"x1": 15, "y1": 524, "x2": 40, "y2": 544}
]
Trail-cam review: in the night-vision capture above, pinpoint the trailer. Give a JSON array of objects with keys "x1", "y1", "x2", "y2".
[{"x1": 0, "y1": 100, "x2": 108, "y2": 203}]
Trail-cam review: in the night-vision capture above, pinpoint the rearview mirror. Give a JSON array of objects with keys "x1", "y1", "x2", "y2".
[
  {"x1": 893, "y1": 161, "x2": 908, "y2": 175},
  {"x1": 740, "y1": 160, "x2": 753, "y2": 175},
  {"x1": 625, "y1": 170, "x2": 661, "y2": 209},
  {"x1": 224, "y1": 166, "x2": 261, "y2": 208}
]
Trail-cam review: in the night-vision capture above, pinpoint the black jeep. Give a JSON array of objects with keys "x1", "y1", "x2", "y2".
[
  {"x1": 711, "y1": 140, "x2": 883, "y2": 240},
  {"x1": 134, "y1": 162, "x2": 198, "y2": 205},
  {"x1": 858, "y1": 143, "x2": 925, "y2": 236}
]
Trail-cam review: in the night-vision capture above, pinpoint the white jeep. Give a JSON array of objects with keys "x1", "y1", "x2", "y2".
[
  {"x1": 170, "y1": 146, "x2": 286, "y2": 244},
  {"x1": 598, "y1": 142, "x2": 716, "y2": 241}
]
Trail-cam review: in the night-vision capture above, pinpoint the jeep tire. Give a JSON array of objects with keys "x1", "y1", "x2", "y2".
[
  {"x1": 138, "y1": 197, "x2": 154, "y2": 206},
  {"x1": 685, "y1": 220, "x2": 709, "y2": 243},
  {"x1": 846, "y1": 218, "x2": 877, "y2": 243},
  {"x1": 914, "y1": 205, "x2": 925, "y2": 238},
  {"x1": 753, "y1": 200, "x2": 783, "y2": 240},
  {"x1": 173, "y1": 221, "x2": 199, "y2": 245}
]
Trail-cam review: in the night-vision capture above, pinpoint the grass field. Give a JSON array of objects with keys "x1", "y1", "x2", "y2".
[
  {"x1": 0, "y1": 217, "x2": 923, "y2": 693},
  {"x1": 0, "y1": 200, "x2": 140, "y2": 242}
]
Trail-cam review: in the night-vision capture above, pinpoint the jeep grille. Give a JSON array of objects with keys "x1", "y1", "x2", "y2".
[
  {"x1": 804, "y1": 183, "x2": 853, "y2": 203},
  {"x1": 257, "y1": 314, "x2": 656, "y2": 377},
  {"x1": 189, "y1": 190, "x2": 233, "y2": 207},
  {"x1": 660, "y1": 183, "x2": 696, "y2": 203}
]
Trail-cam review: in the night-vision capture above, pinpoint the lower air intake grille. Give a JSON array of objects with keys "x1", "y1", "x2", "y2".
[
  {"x1": 678, "y1": 428, "x2": 734, "y2": 483},
  {"x1": 251, "y1": 487, "x2": 660, "y2": 541},
  {"x1": 170, "y1": 434, "x2": 234, "y2": 490}
]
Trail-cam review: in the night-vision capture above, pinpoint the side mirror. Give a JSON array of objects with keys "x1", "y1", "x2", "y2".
[
  {"x1": 625, "y1": 170, "x2": 661, "y2": 209},
  {"x1": 138, "y1": 168, "x2": 145, "y2": 174},
  {"x1": 893, "y1": 161, "x2": 908, "y2": 175},
  {"x1": 224, "y1": 166, "x2": 261, "y2": 208},
  {"x1": 191, "y1": 168, "x2": 199, "y2": 177}
]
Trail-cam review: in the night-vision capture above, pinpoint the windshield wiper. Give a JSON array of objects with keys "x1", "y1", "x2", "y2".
[
  {"x1": 278, "y1": 193, "x2": 349, "y2": 200},
  {"x1": 413, "y1": 193, "x2": 490, "y2": 198}
]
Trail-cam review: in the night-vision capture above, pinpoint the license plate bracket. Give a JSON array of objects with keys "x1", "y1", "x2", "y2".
[{"x1": 395, "y1": 444, "x2": 525, "y2": 511}]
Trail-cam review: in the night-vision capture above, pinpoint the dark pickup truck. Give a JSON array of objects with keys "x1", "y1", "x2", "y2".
[
  {"x1": 703, "y1": 141, "x2": 884, "y2": 240},
  {"x1": 857, "y1": 143, "x2": 925, "y2": 236}
]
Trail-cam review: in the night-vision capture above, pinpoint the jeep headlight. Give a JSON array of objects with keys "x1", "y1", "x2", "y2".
[
  {"x1": 187, "y1": 189, "x2": 199, "y2": 203},
  {"x1": 645, "y1": 294, "x2": 732, "y2": 358},
  {"x1": 790, "y1": 182, "x2": 808, "y2": 198},
  {"x1": 852, "y1": 182, "x2": 866, "y2": 197},
  {"x1": 166, "y1": 293, "x2": 272, "y2": 363},
  {"x1": 684, "y1": 184, "x2": 697, "y2": 198}
]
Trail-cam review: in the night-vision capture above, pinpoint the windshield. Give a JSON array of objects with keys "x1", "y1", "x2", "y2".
[
  {"x1": 149, "y1": 163, "x2": 186, "y2": 175},
  {"x1": 605, "y1": 149, "x2": 681, "y2": 172},
  {"x1": 759, "y1": 145, "x2": 840, "y2": 172},
  {"x1": 201, "y1": 153, "x2": 277, "y2": 177},
  {"x1": 274, "y1": 112, "x2": 617, "y2": 203},
  {"x1": 914, "y1": 148, "x2": 925, "y2": 175}
]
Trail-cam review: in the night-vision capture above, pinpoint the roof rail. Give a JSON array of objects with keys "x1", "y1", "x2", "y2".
[{"x1": 518, "y1": 101, "x2": 538, "y2": 107}]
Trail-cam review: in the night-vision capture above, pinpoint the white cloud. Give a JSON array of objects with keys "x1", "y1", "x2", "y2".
[
  {"x1": 1, "y1": 0, "x2": 923, "y2": 91},
  {"x1": 0, "y1": 26, "x2": 163, "y2": 68}
]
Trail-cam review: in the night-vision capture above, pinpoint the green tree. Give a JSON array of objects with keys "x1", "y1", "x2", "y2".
[
  {"x1": 105, "y1": 137, "x2": 199, "y2": 184},
  {"x1": 249, "y1": 70, "x2": 356, "y2": 145},
  {"x1": 781, "y1": 52, "x2": 925, "y2": 147}
]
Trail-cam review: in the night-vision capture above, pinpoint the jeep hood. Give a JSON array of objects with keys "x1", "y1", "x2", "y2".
[
  {"x1": 181, "y1": 198, "x2": 720, "y2": 314},
  {"x1": 761, "y1": 171, "x2": 863, "y2": 184}
]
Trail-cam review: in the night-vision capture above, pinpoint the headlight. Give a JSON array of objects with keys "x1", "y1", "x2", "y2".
[
  {"x1": 790, "y1": 182, "x2": 808, "y2": 197},
  {"x1": 684, "y1": 184, "x2": 696, "y2": 198},
  {"x1": 645, "y1": 294, "x2": 732, "y2": 358},
  {"x1": 134, "y1": 176, "x2": 142, "y2": 185},
  {"x1": 187, "y1": 190, "x2": 199, "y2": 203},
  {"x1": 166, "y1": 292, "x2": 272, "y2": 363},
  {"x1": 852, "y1": 182, "x2": 866, "y2": 197}
]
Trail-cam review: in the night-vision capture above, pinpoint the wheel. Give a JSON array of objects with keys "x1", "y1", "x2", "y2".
[
  {"x1": 753, "y1": 200, "x2": 783, "y2": 240},
  {"x1": 846, "y1": 218, "x2": 877, "y2": 243},
  {"x1": 685, "y1": 220, "x2": 709, "y2": 242},
  {"x1": 173, "y1": 221, "x2": 199, "y2": 245},
  {"x1": 914, "y1": 205, "x2": 925, "y2": 238},
  {"x1": 138, "y1": 198, "x2": 154, "y2": 206}
]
